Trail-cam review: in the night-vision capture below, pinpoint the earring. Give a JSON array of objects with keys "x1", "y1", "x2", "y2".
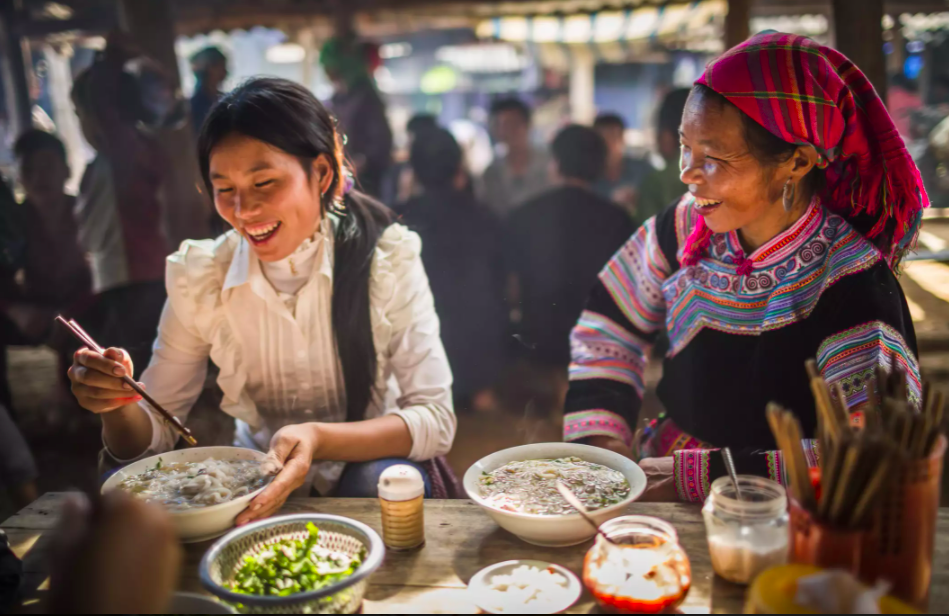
[{"x1": 783, "y1": 179, "x2": 796, "y2": 212}]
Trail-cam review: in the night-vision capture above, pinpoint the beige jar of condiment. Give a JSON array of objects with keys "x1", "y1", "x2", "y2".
[
  {"x1": 378, "y1": 464, "x2": 425, "y2": 551},
  {"x1": 702, "y1": 475, "x2": 789, "y2": 585}
]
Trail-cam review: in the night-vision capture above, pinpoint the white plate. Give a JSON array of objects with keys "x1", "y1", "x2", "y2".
[
  {"x1": 101, "y1": 446, "x2": 272, "y2": 543},
  {"x1": 468, "y1": 560, "x2": 582, "y2": 615},
  {"x1": 463, "y1": 442, "x2": 646, "y2": 547}
]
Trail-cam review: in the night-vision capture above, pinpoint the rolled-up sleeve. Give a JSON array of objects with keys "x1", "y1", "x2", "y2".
[{"x1": 380, "y1": 226, "x2": 456, "y2": 461}]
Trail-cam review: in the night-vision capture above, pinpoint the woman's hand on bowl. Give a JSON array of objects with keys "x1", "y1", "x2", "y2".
[
  {"x1": 237, "y1": 424, "x2": 318, "y2": 526},
  {"x1": 584, "y1": 435, "x2": 634, "y2": 459},
  {"x1": 638, "y1": 456, "x2": 679, "y2": 502},
  {"x1": 67, "y1": 347, "x2": 143, "y2": 413}
]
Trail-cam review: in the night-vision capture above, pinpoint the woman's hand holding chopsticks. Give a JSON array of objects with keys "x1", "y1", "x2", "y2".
[
  {"x1": 67, "y1": 346, "x2": 155, "y2": 459},
  {"x1": 68, "y1": 347, "x2": 143, "y2": 413}
]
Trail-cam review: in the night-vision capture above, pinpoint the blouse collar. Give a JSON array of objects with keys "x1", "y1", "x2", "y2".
[
  {"x1": 223, "y1": 215, "x2": 335, "y2": 293},
  {"x1": 716, "y1": 197, "x2": 822, "y2": 267}
]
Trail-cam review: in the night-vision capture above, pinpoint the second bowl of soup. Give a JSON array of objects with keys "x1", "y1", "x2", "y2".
[{"x1": 463, "y1": 443, "x2": 646, "y2": 547}]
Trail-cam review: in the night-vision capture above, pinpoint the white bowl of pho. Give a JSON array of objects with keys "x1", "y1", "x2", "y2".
[
  {"x1": 101, "y1": 446, "x2": 274, "y2": 543},
  {"x1": 464, "y1": 443, "x2": 646, "y2": 547}
]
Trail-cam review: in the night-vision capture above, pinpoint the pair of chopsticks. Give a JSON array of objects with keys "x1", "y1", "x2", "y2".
[{"x1": 56, "y1": 316, "x2": 197, "y2": 447}]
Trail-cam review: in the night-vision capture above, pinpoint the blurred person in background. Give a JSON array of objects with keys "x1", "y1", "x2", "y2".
[
  {"x1": 480, "y1": 98, "x2": 550, "y2": 218},
  {"x1": 0, "y1": 402, "x2": 37, "y2": 510},
  {"x1": 593, "y1": 113, "x2": 653, "y2": 220},
  {"x1": 639, "y1": 88, "x2": 692, "y2": 224},
  {"x1": 395, "y1": 128, "x2": 506, "y2": 413},
  {"x1": 887, "y1": 73, "x2": 922, "y2": 140},
  {"x1": 0, "y1": 170, "x2": 40, "y2": 510},
  {"x1": 505, "y1": 125, "x2": 635, "y2": 402},
  {"x1": 190, "y1": 46, "x2": 229, "y2": 136},
  {"x1": 0, "y1": 176, "x2": 20, "y2": 416},
  {"x1": 71, "y1": 35, "x2": 168, "y2": 373},
  {"x1": 321, "y1": 36, "x2": 392, "y2": 199},
  {"x1": 381, "y1": 113, "x2": 438, "y2": 207},
  {"x1": 191, "y1": 47, "x2": 232, "y2": 237},
  {"x1": 0, "y1": 131, "x2": 93, "y2": 416}
]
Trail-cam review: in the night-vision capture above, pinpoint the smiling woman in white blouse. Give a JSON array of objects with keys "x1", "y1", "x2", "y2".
[{"x1": 66, "y1": 78, "x2": 456, "y2": 523}]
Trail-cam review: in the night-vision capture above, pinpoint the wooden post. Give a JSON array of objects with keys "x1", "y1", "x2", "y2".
[
  {"x1": 832, "y1": 0, "x2": 887, "y2": 99},
  {"x1": 0, "y1": 3, "x2": 32, "y2": 136},
  {"x1": 569, "y1": 47, "x2": 596, "y2": 124},
  {"x1": 725, "y1": 0, "x2": 752, "y2": 50},
  {"x1": 118, "y1": 0, "x2": 210, "y2": 246},
  {"x1": 886, "y1": 15, "x2": 905, "y2": 77}
]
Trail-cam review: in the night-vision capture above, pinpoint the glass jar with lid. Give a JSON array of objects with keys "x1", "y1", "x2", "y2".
[
  {"x1": 582, "y1": 516, "x2": 691, "y2": 614},
  {"x1": 702, "y1": 475, "x2": 789, "y2": 585}
]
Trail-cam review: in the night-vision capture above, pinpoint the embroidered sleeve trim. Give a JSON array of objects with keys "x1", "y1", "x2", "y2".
[
  {"x1": 817, "y1": 320, "x2": 921, "y2": 408},
  {"x1": 673, "y1": 449, "x2": 712, "y2": 503},
  {"x1": 563, "y1": 410, "x2": 635, "y2": 448}
]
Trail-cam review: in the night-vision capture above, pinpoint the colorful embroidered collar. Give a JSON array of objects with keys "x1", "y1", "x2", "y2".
[{"x1": 665, "y1": 197, "x2": 881, "y2": 355}]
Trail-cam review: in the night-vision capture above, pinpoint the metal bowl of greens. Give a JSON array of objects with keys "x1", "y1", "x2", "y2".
[{"x1": 199, "y1": 514, "x2": 385, "y2": 614}]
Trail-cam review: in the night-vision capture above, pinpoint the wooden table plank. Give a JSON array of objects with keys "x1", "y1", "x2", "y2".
[
  {"x1": 5, "y1": 493, "x2": 949, "y2": 614},
  {"x1": 1, "y1": 493, "x2": 69, "y2": 531}
]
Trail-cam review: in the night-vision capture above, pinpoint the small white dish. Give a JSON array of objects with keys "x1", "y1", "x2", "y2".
[
  {"x1": 468, "y1": 559, "x2": 582, "y2": 615},
  {"x1": 167, "y1": 591, "x2": 236, "y2": 614}
]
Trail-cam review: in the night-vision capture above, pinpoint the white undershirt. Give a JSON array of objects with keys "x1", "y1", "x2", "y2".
[{"x1": 260, "y1": 232, "x2": 324, "y2": 315}]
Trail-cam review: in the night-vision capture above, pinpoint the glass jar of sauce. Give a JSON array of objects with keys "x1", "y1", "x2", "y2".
[
  {"x1": 583, "y1": 516, "x2": 691, "y2": 614},
  {"x1": 702, "y1": 475, "x2": 789, "y2": 585}
]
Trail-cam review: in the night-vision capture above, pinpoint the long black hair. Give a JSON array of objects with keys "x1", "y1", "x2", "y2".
[{"x1": 197, "y1": 77, "x2": 393, "y2": 421}]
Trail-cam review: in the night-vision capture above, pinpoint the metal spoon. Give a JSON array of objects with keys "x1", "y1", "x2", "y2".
[
  {"x1": 721, "y1": 448, "x2": 743, "y2": 501},
  {"x1": 556, "y1": 483, "x2": 618, "y2": 545}
]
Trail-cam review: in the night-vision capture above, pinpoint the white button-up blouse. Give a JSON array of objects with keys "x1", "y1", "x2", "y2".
[{"x1": 112, "y1": 217, "x2": 456, "y2": 494}]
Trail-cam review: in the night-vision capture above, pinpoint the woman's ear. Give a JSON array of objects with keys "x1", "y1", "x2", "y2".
[
  {"x1": 311, "y1": 154, "x2": 335, "y2": 197},
  {"x1": 789, "y1": 145, "x2": 819, "y2": 180}
]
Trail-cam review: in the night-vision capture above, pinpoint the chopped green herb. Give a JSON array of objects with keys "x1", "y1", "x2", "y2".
[{"x1": 226, "y1": 523, "x2": 362, "y2": 597}]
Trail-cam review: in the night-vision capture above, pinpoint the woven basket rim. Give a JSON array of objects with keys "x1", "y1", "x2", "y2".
[{"x1": 198, "y1": 513, "x2": 385, "y2": 607}]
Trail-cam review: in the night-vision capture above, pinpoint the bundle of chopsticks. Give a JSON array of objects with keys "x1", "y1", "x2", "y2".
[{"x1": 767, "y1": 357, "x2": 945, "y2": 530}]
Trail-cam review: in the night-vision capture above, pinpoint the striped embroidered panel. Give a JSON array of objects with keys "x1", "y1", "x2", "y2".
[
  {"x1": 599, "y1": 217, "x2": 672, "y2": 334},
  {"x1": 817, "y1": 320, "x2": 922, "y2": 408}
]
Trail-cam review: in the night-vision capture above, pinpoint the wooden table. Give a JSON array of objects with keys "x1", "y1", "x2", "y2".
[{"x1": 3, "y1": 494, "x2": 949, "y2": 614}]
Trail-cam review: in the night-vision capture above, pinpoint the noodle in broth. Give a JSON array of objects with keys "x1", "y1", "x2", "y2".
[
  {"x1": 116, "y1": 458, "x2": 269, "y2": 511},
  {"x1": 479, "y1": 457, "x2": 631, "y2": 515}
]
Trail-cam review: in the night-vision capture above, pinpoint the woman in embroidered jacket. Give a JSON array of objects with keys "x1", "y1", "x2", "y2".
[
  {"x1": 564, "y1": 33, "x2": 927, "y2": 502},
  {"x1": 66, "y1": 78, "x2": 456, "y2": 522}
]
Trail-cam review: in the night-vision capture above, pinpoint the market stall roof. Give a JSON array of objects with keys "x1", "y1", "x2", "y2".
[{"x1": 12, "y1": 0, "x2": 949, "y2": 38}]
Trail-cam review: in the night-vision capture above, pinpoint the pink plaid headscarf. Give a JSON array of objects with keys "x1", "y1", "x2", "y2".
[{"x1": 682, "y1": 32, "x2": 928, "y2": 270}]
